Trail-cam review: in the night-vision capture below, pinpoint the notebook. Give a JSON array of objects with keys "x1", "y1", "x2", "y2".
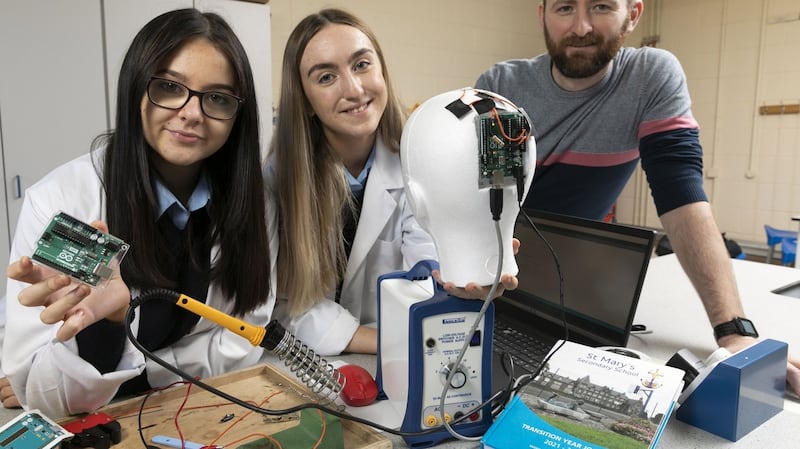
[{"x1": 492, "y1": 209, "x2": 657, "y2": 387}]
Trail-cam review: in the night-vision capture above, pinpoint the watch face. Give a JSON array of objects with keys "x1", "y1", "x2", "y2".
[
  {"x1": 739, "y1": 319, "x2": 757, "y2": 334},
  {"x1": 715, "y1": 317, "x2": 758, "y2": 340}
]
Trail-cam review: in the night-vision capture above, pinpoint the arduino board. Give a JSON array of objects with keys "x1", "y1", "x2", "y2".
[
  {"x1": 32, "y1": 212, "x2": 129, "y2": 287},
  {"x1": 476, "y1": 110, "x2": 529, "y2": 189},
  {"x1": 0, "y1": 410, "x2": 72, "y2": 449}
]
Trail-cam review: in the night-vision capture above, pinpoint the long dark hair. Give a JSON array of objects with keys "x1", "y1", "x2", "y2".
[{"x1": 94, "y1": 8, "x2": 269, "y2": 315}]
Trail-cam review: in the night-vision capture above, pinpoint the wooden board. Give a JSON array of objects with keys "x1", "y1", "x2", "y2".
[
  {"x1": 759, "y1": 103, "x2": 800, "y2": 115},
  {"x1": 73, "y1": 364, "x2": 390, "y2": 449}
]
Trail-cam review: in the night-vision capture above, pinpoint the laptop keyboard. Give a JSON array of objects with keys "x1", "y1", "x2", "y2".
[{"x1": 493, "y1": 318, "x2": 554, "y2": 374}]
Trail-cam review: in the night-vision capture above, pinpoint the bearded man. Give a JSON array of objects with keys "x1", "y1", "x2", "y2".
[{"x1": 475, "y1": 0, "x2": 800, "y2": 396}]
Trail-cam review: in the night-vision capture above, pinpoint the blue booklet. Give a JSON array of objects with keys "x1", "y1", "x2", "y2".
[{"x1": 482, "y1": 340, "x2": 684, "y2": 449}]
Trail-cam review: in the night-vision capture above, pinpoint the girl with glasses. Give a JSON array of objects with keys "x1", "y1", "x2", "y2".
[{"x1": 4, "y1": 8, "x2": 282, "y2": 418}]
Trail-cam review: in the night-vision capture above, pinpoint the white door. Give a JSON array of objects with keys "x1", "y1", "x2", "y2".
[
  {"x1": 195, "y1": 0, "x2": 273, "y2": 156},
  {"x1": 0, "y1": 0, "x2": 108, "y2": 296},
  {"x1": 103, "y1": 0, "x2": 193, "y2": 121}
]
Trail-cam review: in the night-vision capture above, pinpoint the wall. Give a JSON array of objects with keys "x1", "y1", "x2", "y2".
[
  {"x1": 269, "y1": 0, "x2": 800, "y2": 246},
  {"x1": 618, "y1": 0, "x2": 800, "y2": 247},
  {"x1": 702, "y1": 0, "x2": 800, "y2": 243},
  {"x1": 269, "y1": 0, "x2": 545, "y2": 111}
]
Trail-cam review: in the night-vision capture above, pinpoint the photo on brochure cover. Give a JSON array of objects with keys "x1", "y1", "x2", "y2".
[{"x1": 517, "y1": 341, "x2": 684, "y2": 449}]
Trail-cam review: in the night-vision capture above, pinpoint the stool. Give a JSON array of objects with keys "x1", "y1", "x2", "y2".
[
  {"x1": 781, "y1": 236, "x2": 797, "y2": 266},
  {"x1": 764, "y1": 225, "x2": 796, "y2": 264}
]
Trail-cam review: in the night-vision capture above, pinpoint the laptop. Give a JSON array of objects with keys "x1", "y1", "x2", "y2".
[{"x1": 492, "y1": 209, "x2": 657, "y2": 387}]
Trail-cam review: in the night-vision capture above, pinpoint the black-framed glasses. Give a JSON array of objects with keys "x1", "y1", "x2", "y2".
[{"x1": 146, "y1": 77, "x2": 244, "y2": 120}]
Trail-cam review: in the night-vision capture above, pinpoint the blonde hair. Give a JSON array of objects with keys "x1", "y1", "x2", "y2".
[{"x1": 271, "y1": 8, "x2": 406, "y2": 316}]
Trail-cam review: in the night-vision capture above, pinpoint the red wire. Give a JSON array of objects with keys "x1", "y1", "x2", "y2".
[
  {"x1": 219, "y1": 433, "x2": 283, "y2": 449},
  {"x1": 211, "y1": 390, "x2": 285, "y2": 447},
  {"x1": 111, "y1": 380, "x2": 191, "y2": 424},
  {"x1": 491, "y1": 108, "x2": 528, "y2": 143},
  {"x1": 139, "y1": 383, "x2": 332, "y2": 449},
  {"x1": 460, "y1": 90, "x2": 528, "y2": 145},
  {"x1": 174, "y1": 382, "x2": 194, "y2": 449},
  {"x1": 210, "y1": 392, "x2": 329, "y2": 449},
  {"x1": 310, "y1": 409, "x2": 328, "y2": 449}
]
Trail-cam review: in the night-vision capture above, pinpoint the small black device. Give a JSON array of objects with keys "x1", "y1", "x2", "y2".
[
  {"x1": 603, "y1": 347, "x2": 641, "y2": 359},
  {"x1": 713, "y1": 317, "x2": 758, "y2": 341},
  {"x1": 666, "y1": 348, "x2": 705, "y2": 391}
]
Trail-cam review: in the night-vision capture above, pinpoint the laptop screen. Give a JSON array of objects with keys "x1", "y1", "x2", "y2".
[{"x1": 496, "y1": 209, "x2": 657, "y2": 348}]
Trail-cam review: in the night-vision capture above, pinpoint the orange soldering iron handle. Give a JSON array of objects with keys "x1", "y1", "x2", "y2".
[{"x1": 174, "y1": 294, "x2": 266, "y2": 346}]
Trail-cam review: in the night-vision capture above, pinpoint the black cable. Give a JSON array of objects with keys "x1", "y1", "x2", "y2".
[
  {"x1": 490, "y1": 353, "x2": 517, "y2": 417},
  {"x1": 490, "y1": 188, "x2": 504, "y2": 221},
  {"x1": 137, "y1": 387, "x2": 162, "y2": 449},
  {"x1": 518, "y1": 207, "x2": 568, "y2": 343},
  {"x1": 124, "y1": 293, "x2": 484, "y2": 439},
  {"x1": 488, "y1": 205, "x2": 569, "y2": 409},
  {"x1": 512, "y1": 165, "x2": 525, "y2": 204},
  {"x1": 123, "y1": 200, "x2": 563, "y2": 441},
  {"x1": 512, "y1": 207, "x2": 568, "y2": 391}
]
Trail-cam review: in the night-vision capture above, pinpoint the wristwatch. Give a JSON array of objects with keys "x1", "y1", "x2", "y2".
[{"x1": 713, "y1": 317, "x2": 758, "y2": 341}]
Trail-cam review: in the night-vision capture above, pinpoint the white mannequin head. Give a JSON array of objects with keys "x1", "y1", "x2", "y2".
[{"x1": 401, "y1": 88, "x2": 535, "y2": 287}]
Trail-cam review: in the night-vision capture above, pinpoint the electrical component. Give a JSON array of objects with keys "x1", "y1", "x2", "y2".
[
  {"x1": 675, "y1": 339, "x2": 787, "y2": 441},
  {"x1": 132, "y1": 290, "x2": 345, "y2": 407},
  {"x1": 476, "y1": 110, "x2": 529, "y2": 190},
  {"x1": 400, "y1": 88, "x2": 535, "y2": 286},
  {"x1": 0, "y1": 410, "x2": 73, "y2": 449},
  {"x1": 32, "y1": 212, "x2": 129, "y2": 287},
  {"x1": 666, "y1": 349, "x2": 704, "y2": 390},
  {"x1": 376, "y1": 261, "x2": 494, "y2": 448},
  {"x1": 61, "y1": 412, "x2": 121, "y2": 449}
]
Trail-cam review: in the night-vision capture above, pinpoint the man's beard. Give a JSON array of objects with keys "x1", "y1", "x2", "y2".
[{"x1": 545, "y1": 18, "x2": 629, "y2": 79}]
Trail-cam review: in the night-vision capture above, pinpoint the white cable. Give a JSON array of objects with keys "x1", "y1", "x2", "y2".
[{"x1": 439, "y1": 219, "x2": 503, "y2": 442}]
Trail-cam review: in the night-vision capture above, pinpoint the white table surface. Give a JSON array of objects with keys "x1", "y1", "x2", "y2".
[
  {"x1": 2, "y1": 254, "x2": 799, "y2": 448},
  {"x1": 372, "y1": 254, "x2": 800, "y2": 448}
]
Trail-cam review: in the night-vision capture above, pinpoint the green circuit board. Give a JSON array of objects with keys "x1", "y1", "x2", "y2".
[
  {"x1": 0, "y1": 410, "x2": 72, "y2": 449},
  {"x1": 32, "y1": 212, "x2": 129, "y2": 287},
  {"x1": 476, "y1": 110, "x2": 529, "y2": 189}
]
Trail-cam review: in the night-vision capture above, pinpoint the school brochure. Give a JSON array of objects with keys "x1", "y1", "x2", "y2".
[{"x1": 482, "y1": 340, "x2": 685, "y2": 449}]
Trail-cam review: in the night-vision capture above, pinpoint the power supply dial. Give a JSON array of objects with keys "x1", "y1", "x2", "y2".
[{"x1": 440, "y1": 362, "x2": 468, "y2": 389}]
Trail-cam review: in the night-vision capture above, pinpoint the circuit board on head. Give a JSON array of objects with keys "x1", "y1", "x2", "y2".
[
  {"x1": 476, "y1": 110, "x2": 529, "y2": 189},
  {"x1": 32, "y1": 212, "x2": 129, "y2": 287}
]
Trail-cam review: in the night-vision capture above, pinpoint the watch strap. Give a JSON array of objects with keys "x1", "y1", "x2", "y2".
[{"x1": 713, "y1": 317, "x2": 758, "y2": 340}]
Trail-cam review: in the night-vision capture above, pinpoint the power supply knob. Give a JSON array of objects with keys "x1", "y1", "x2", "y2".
[{"x1": 441, "y1": 363, "x2": 468, "y2": 389}]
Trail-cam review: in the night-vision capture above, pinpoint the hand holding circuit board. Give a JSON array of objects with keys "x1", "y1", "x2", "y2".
[
  {"x1": 32, "y1": 212, "x2": 129, "y2": 288},
  {"x1": 7, "y1": 213, "x2": 132, "y2": 341}
]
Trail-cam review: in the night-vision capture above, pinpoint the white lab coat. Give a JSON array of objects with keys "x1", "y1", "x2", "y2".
[
  {"x1": 1, "y1": 149, "x2": 355, "y2": 417},
  {"x1": 267, "y1": 138, "x2": 437, "y2": 342},
  {"x1": 338, "y1": 138, "x2": 437, "y2": 324}
]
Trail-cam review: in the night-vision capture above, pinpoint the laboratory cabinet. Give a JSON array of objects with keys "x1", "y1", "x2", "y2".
[{"x1": 0, "y1": 0, "x2": 272, "y2": 297}]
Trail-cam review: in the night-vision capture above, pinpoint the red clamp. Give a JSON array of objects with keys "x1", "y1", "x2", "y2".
[{"x1": 62, "y1": 412, "x2": 121, "y2": 449}]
